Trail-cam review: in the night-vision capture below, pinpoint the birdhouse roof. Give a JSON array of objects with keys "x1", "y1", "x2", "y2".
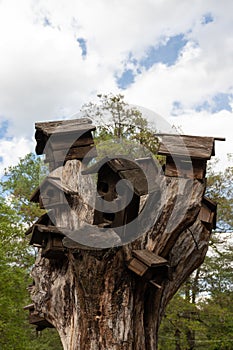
[
  {"x1": 202, "y1": 196, "x2": 217, "y2": 211},
  {"x1": 35, "y1": 117, "x2": 95, "y2": 137},
  {"x1": 82, "y1": 156, "x2": 139, "y2": 174},
  {"x1": 35, "y1": 117, "x2": 96, "y2": 157},
  {"x1": 156, "y1": 134, "x2": 225, "y2": 160},
  {"x1": 30, "y1": 174, "x2": 76, "y2": 203},
  {"x1": 82, "y1": 156, "x2": 155, "y2": 196},
  {"x1": 25, "y1": 212, "x2": 51, "y2": 236}
]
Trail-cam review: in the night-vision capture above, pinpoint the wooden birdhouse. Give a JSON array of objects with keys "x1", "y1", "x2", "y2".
[
  {"x1": 135, "y1": 156, "x2": 161, "y2": 192},
  {"x1": 30, "y1": 175, "x2": 75, "y2": 209},
  {"x1": 26, "y1": 213, "x2": 67, "y2": 259},
  {"x1": 157, "y1": 134, "x2": 225, "y2": 180},
  {"x1": 82, "y1": 157, "x2": 155, "y2": 239},
  {"x1": 35, "y1": 117, "x2": 97, "y2": 171},
  {"x1": 199, "y1": 196, "x2": 217, "y2": 230},
  {"x1": 23, "y1": 304, "x2": 54, "y2": 332},
  {"x1": 25, "y1": 212, "x2": 51, "y2": 246},
  {"x1": 127, "y1": 250, "x2": 169, "y2": 288}
]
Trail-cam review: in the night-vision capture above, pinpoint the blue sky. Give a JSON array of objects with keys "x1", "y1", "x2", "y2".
[{"x1": 0, "y1": 0, "x2": 232, "y2": 173}]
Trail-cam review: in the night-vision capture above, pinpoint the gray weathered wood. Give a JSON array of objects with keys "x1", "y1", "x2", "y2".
[
  {"x1": 164, "y1": 157, "x2": 207, "y2": 179},
  {"x1": 35, "y1": 117, "x2": 94, "y2": 136},
  {"x1": 132, "y1": 250, "x2": 168, "y2": 267},
  {"x1": 199, "y1": 196, "x2": 217, "y2": 229},
  {"x1": 127, "y1": 257, "x2": 148, "y2": 276},
  {"x1": 158, "y1": 135, "x2": 215, "y2": 159},
  {"x1": 62, "y1": 222, "x2": 122, "y2": 250},
  {"x1": 28, "y1": 131, "x2": 220, "y2": 349},
  {"x1": 45, "y1": 145, "x2": 97, "y2": 163}
]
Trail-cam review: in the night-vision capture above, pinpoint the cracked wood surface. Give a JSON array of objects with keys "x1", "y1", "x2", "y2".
[{"x1": 30, "y1": 159, "x2": 211, "y2": 350}]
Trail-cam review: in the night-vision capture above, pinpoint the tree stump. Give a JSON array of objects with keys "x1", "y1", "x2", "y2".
[{"x1": 29, "y1": 159, "x2": 211, "y2": 350}]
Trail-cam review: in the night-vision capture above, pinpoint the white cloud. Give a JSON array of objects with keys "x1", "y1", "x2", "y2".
[
  {"x1": 0, "y1": 0, "x2": 232, "y2": 172},
  {"x1": 168, "y1": 110, "x2": 233, "y2": 172},
  {"x1": 0, "y1": 137, "x2": 33, "y2": 175}
]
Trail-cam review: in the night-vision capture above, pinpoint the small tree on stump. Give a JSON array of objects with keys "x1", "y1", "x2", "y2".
[{"x1": 26, "y1": 96, "x2": 221, "y2": 350}]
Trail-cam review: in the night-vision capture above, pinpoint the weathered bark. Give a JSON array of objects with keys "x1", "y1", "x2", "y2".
[{"x1": 30, "y1": 160, "x2": 211, "y2": 350}]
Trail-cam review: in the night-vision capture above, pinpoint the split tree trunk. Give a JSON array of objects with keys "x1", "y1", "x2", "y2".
[{"x1": 30, "y1": 160, "x2": 211, "y2": 350}]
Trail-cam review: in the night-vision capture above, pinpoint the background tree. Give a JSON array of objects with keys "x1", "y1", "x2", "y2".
[
  {"x1": 0, "y1": 153, "x2": 62, "y2": 350},
  {"x1": 81, "y1": 93, "x2": 159, "y2": 157},
  {"x1": 158, "y1": 161, "x2": 233, "y2": 349}
]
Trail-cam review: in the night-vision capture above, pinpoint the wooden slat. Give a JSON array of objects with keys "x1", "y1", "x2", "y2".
[
  {"x1": 25, "y1": 212, "x2": 50, "y2": 235},
  {"x1": 23, "y1": 304, "x2": 34, "y2": 310},
  {"x1": 29, "y1": 226, "x2": 46, "y2": 246},
  {"x1": 119, "y1": 168, "x2": 148, "y2": 196},
  {"x1": 29, "y1": 314, "x2": 54, "y2": 328},
  {"x1": 165, "y1": 157, "x2": 206, "y2": 179},
  {"x1": 199, "y1": 206, "x2": 211, "y2": 223},
  {"x1": 46, "y1": 144, "x2": 97, "y2": 162},
  {"x1": 29, "y1": 224, "x2": 68, "y2": 246},
  {"x1": 30, "y1": 177, "x2": 75, "y2": 205},
  {"x1": 35, "y1": 224, "x2": 66, "y2": 235},
  {"x1": 127, "y1": 258, "x2": 148, "y2": 276},
  {"x1": 158, "y1": 135, "x2": 215, "y2": 159},
  {"x1": 108, "y1": 158, "x2": 139, "y2": 172},
  {"x1": 132, "y1": 250, "x2": 168, "y2": 267},
  {"x1": 203, "y1": 196, "x2": 217, "y2": 211},
  {"x1": 35, "y1": 118, "x2": 94, "y2": 136},
  {"x1": 155, "y1": 133, "x2": 225, "y2": 142},
  {"x1": 199, "y1": 197, "x2": 217, "y2": 229},
  {"x1": 135, "y1": 157, "x2": 159, "y2": 176},
  {"x1": 82, "y1": 157, "x2": 138, "y2": 175},
  {"x1": 150, "y1": 280, "x2": 162, "y2": 289},
  {"x1": 48, "y1": 131, "x2": 94, "y2": 151}
]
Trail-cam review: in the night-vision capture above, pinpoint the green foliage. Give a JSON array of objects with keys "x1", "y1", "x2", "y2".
[
  {"x1": 158, "y1": 294, "x2": 206, "y2": 350},
  {"x1": 159, "y1": 162, "x2": 233, "y2": 349},
  {"x1": 206, "y1": 161, "x2": 233, "y2": 232},
  {"x1": 0, "y1": 155, "x2": 62, "y2": 349},
  {"x1": 81, "y1": 93, "x2": 160, "y2": 158},
  {"x1": 1, "y1": 153, "x2": 45, "y2": 225}
]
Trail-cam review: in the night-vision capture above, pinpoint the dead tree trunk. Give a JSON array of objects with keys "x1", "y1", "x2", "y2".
[{"x1": 29, "y1": 158, "x2": 212, "y2": 350}]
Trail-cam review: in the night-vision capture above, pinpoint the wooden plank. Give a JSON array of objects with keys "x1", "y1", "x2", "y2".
[
  {"x1": 29, "y1": 227, "x2": 46, "y2": 246},
  {"x1": 48, "y1": 131, "x2": 94, "y2": 151},
  {"x1": 35, "y1": 118, "x2": 94, "y2": 136},
  {"x1": 203, "y1": 196, "x2": 217, "y2": 211},
  {"x1": 35, "y1": 130, "x2": 48, "y2": 154},
  {"x1": 82, "y1": 157, "x2": 138, "y2": 175},
  {"x1": 132, "y1": 250, "x2": 168, "y2": 267},
  {"x1": 30, "y1": 177, "x2": 75, "y2": 206},
  {"x1": 158, "y1": 135, "x2": 215, "y2": 159},
  {"x1": 199, "y1": 197, "x2": 217, "y2": 229},
  {"x1": 135, "y1": 157, "x2": 159, "y2": 176},
  {"x1": 81, "y1": 157, "x2": 110, "y2": 174},
  {"x1": 23, "y1": 304, "x2": 34, "y2": 310},
  {"x1": 155, "y1": 133, "x2": 225, "y2": 142},
  {"x1": 199, "y1": 206, "x2": 211, "y2": 223},
  {"x1": 42, "y1": 235, "x2": 65, "y2": 259},
  {"x1": 38, "y1": 123, "x2": 95, "y2": 136},
  {"x1": 29, "y1": 314, "x2": 54, "y2": 328},
  {"x1": 127, "y1": 258, "x2": 148, "y2": 276},
  {"x1": 36, "y1": 224, "x2": 66, "y2": 235},
  {"x1": 108, "y1": 158, "x2": 139, "y2": 172},
  {"x1": 46, "y1": 144, "x2": 97, "y2": 162},
  {"x1": 150, "y1": 280, "x2": 162, "y2": 289},
  {"x1": 165, "y1": 157, "x2": 206, "y2": 179},
  {"x1": 119, "y1": 168, "x2": 148, "y2": 196},
  {"x1": 25, "y1": 212, "x2": 50, "y2": 236},
  {"x1": 29, "y1": 224, "x2": 67, "y2": 246}
]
